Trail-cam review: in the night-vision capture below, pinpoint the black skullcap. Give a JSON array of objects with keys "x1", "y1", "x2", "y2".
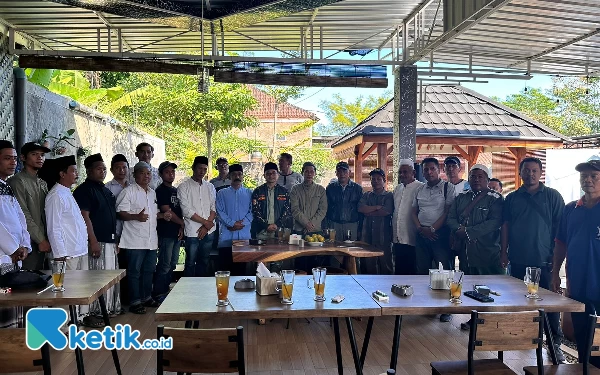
[
  {"x1": 84, "y1": 153, "x2": 103, "y2": 169},
  {"x1": 192, "y1": 156, "x2": 209, "y2": 168},
  {"x1": 54, "y1": 155, "x2": 77, "y2": 171},
  {"x1": 229, "y1": 163, "x2": 243, "y2": 173},
  {"x1": 0, "y1": 140, "x2": 14, "y2": 152},
  {"x1": 111, "y1": 154, "x2": 128, "y2": 167},
  {"x1": 264, "y1": 162, "x2": 278, "y2": 172}
]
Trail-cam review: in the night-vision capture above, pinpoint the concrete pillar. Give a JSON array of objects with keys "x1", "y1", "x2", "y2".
[
  {"x1": 13, "y1": 67, "x2": 26, "y2": 152},
  {"x1": 393, "y1": 65, "x2": 418, "y2": 184}
]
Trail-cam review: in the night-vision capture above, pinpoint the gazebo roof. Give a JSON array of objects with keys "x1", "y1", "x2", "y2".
[{"x1": 332, "y1": 84, "x2": 569, "y2": 149}]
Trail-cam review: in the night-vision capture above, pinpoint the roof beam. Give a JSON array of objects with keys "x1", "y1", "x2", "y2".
[
  {"x1": 93, "y1": 11, "x2": 133, "y2": 51},
  {"x1": 403, "y1": 0, "x2": 513, "y2": 65},
  {"x1": 0, "y1": 16, "x2": 53, "y2": 51},
  {"x1": 232, "y1": 30, "x2": 297, "y2": 58},
  {"x1": 507, "y1": 27, "x2": 600, "y2": 69}
]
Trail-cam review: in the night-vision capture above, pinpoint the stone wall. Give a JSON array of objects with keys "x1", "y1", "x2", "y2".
[{"x1": 25, "y1": 81, "x2": 165, "y2": 169}]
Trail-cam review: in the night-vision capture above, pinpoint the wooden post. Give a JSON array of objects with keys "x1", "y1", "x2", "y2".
[
  {"x1": 354, "y1": 144, "x2": 364, "y2": 187},
  {"x1": 467, "y1": 146, "x2": 483, "y2": 167},
  {"x1": 508, "y1": 147, "x2": 527, "y2": 189},
  {"x1": 377, "y1": 143, "x2": 388, "y2": 170}
]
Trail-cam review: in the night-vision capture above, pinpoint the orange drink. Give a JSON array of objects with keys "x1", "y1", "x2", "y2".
[
  {"x1": 447, "y1": 270, "x2": 464, "y2": 303},
  {"x1": 314, "y1": 283, "x2": 325, "y2": 297},
  {"x1": 215, "y1": 271, "x2": 230, "y2": 306},
  {"x1": 527, "y1": 282, "x2": 538, "y2": 295},
  {"x1": 310, "y1": 267, "x2": 327, "y2": 302},
  {"x1": 280, "y1": 270, "x2": 295, "y2": 305},
  {"x1": 282, "y1": 284, "x2": 294, "y2": 300},
  {"x1": 52, "y1": 273, "x2": 64, "y2": 289},
  {"x1": 450, "y1": 282, "x2": 462, "y2": 299},
  {"x1": 50, "y1": 259, "x2": 66, "y2": 292},
  {"x1": 524, "y1": 267, "x2": 541, "y2": 299}
]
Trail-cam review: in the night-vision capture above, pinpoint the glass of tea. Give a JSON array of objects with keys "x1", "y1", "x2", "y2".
[
  {"x1": 308, "y1": 267, "x2": 327, "y2": 302},
  {"x1": 50, "y1": 259, "x2": 66, "y2": 292},
  {"x1": 278, "y1": 270, "x2": 295, "y2": 305},
  {"x1": 524, "y1": 267, "x2": 541, "y2": 299},
  {"x1": 215, "y1": 271, "x2": 231, "y2": 306},
  {"x1": 448, "y1": 270, "x2": 464, "y2": 304}
]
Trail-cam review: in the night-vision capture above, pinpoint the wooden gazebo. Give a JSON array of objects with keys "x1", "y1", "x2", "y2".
[{"x1": 331, "y1": 85, "x2": 569, "y2": 192}]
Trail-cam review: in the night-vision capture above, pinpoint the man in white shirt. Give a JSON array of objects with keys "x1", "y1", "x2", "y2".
[
  {"x1": 128, "y1": 142, "x2": 162, "y2": 190},
  {"x1": 117, "y1": 161, "x2": 168, "y2": 314},
  {"x1": 277, "y1": 152, "x2": 303, "y2": 191},
  {"x1": 45, "y1": 155, "x2": 88, "y2": 269},
  {"x1": 392, "y1": 159, "x2": 424, "y2": 275},
  {"x1": 444, "y1": 156, "x2": 470, "y2": 196},
  {"x1": 0, "y1": 140, "x2": 30, "y2": 329},
  {"x1": 178, "y1": 156, "x2": 217, "y2": 277}
]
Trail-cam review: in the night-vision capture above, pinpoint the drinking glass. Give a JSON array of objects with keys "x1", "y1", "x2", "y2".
[
  {"x1": 279, "y1": 270, "x2": 295, "y2": 305},
  {"x1": 283, "y1": 228, "x2": 291, "y2": 243},
  {"x1": 329, "y1": 228, "x2": 336, "y2": 242},
  {"x1": 215, "y1": 271, "x2": 230, "y2": 306},
  {"x1": 524, "y1": 267, "x2": 541, "y2": 299},
  {"x1": 50, "y1": 259, "x2": 66, "y2": 292},
  {"x1": 447, "y1": 270, "x2": 464, "y2": 304},
  {"x1": 344, "y1": 230, "x2": 352, "y2": 242},
  {"x1": 277, "y1": 227, "x2": 285, "y2": 244},
  {"x1": 308, "y1": 267, "x2": 327, "y2": 302}
]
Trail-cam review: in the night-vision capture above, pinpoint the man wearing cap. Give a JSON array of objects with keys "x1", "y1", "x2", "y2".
[
  {"x1": 0, "y1": 140, "x2": 30, "y2": 328},
  {"x1": 251, "y1": 162, "x2": 291, "y2": 240},
  {"x1": 153, "y1": 161, "x2": 184, "y2": 302},
  {"x1": 117, "y1": 161, "x2": 167, "y2": 314},
  {"x1": 412, "y1": 157, "x2": 456, "y2": 322},
  {"x1": 178, "y1": 156, "x2": 217, "y2": 277},
  {"x1": 278, "y1": 152, "x2": 303, "y2": 191},
  {"x1": 216, "y1": 164, "x2": 253, "y2": 274},
  {"x1": 128, "y1": 142, "x2": 161, "y2": 190},
  {"x1": 358, "y1": 168, "x2": 394, "y2": 274},
  {"x1": 290, "y1": 162, "x2": 327, "y2": 234},
  {"x1": 444, "y1": 156, "x2": 470, "y2": 196},
  {"x1": 326, "y1": 161, "x2": 363, "y2": 242},
  {"x1": 210, "y1": 157, "x2": 231, "y2": 191},
  {"x1": 552, "y1": 159, "x2": 600, "y2": 367},
  {"x1": 392, "y1": 159, "x2": 424, "y2": 275},
  {"x1": 73, "y1": 153, "x2": 119, "y2": 325},
  {"x1": 8, "y1": 142, "x2": 51, "y2": 270},
  {"x1": 501, "y1": 156, "x2": 565, "y2": 360}
]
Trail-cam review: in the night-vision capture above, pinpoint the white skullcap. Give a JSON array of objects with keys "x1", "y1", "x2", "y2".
[
  {"x1": 469, "y1": 163, "x2": 491, "y2": 177},
  {"x1": 399, "y1": 158, "x2": 414, "y2": 167}
]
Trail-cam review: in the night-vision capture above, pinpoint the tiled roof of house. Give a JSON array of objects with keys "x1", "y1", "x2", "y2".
[
  {"x1": 246, "y1": 86, "x2": 319, "y2": 121},
  {"x1": 332, "y1": 84, "x2": 569, "y2": 147}
]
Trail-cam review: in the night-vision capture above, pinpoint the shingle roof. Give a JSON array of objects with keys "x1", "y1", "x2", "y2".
[
  {"x1": 246, "y1": 86, "x2": 319, "y2": 121},
  {"x1": 332, "y1": 85, "x2": 569, "y2": 147}
]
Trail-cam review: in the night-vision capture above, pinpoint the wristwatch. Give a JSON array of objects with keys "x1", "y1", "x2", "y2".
[{"x1": 430, "y1": 226, "x2": 436, "y2": 233}]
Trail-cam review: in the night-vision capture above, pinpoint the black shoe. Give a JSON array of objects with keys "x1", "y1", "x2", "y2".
[
  {"x1": 440, "y1": 314, "x2": 452, "y2": 322},
  {"x1": 460, "y1": 321, "x2": 471, "y2": 331},
  {"x1": 144, "y1": 298, "x2": 160, "y2": 308},
  {"x1": 553, "y1": 345, "x2": 565, "y2": 363},
  {"x1": 129, "y1": 304, "x2": 146, "y2": 314}
]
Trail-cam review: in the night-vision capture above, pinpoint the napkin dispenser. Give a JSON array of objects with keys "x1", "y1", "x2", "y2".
[
  {"x1": 289, "y1": 234, "x2": 301, "y2": 245},
  {"x1": 256, "y1": 274, "x2": 280, "y2": 295},
  {"x1": 429, "y1": 263, "x2": 451, "y2": 290}
]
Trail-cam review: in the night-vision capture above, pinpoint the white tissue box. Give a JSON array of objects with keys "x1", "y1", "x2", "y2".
[
  {"x1": 429, "y1": 269, "x2": 451, "y2": 290},
  {"x1": 256, "y1": 274, "x2": 281, "y2": 296},
  {"x1": 289, "y1": 234, "x2": 301, "y2": 245}
]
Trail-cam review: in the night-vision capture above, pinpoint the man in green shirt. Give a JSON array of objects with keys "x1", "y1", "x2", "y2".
[
  {"x1": 501, "y1": 156, "x2": 565, "y2": 362},
  {"x1": 8, "y1": 142, "x2": 52, "y2": 270}
]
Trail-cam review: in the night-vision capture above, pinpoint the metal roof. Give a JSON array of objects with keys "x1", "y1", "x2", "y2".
[
  {"x1": 331, "y1": 84, "x2": 569, "y2": 147},
  {"x1": 2, "y1": 0, "x2": 600, "y2": 76}
]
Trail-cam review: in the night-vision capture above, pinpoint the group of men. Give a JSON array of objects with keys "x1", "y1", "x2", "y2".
[{"x1": 3, "y1": 137, "x2": 600, "y2": 365}]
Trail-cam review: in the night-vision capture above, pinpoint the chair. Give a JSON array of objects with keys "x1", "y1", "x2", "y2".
[
  {"x1": 430, "y1": 310, "x2": 545, "y2": 375},
  {"x1": 157, "y1": 325, "x2": 245, "y2": 375},
  {"x1": 0, "y1": 328, "x2": 51, "y2": 374},
  {"x1": 524, "y1": 314, "x2": 600, "y2": 375}
]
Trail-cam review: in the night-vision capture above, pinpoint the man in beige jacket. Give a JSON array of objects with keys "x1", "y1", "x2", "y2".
[{"x1": 290, "y1": 162, "x2": 327, "y2": 235}]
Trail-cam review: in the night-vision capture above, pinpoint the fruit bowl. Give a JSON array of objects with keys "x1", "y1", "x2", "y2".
[{"x1": 306, "y1": 241, "x2": 323, "y2": 247}]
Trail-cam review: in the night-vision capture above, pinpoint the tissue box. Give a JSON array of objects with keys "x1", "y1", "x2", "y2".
[
  {"x1": 256, "y1": 274, "x2": 280, "y2": 295},
  {"x1": 429, "y1": 269, "x2": 451, "y2": 290},
  {"x1": 289, "y1": 234, "x2": 301, "y2": 245}
]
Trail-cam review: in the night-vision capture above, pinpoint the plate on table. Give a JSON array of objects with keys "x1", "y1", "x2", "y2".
[
  {"x1": 306, "y1": 241, "x2": 323, "y2": 247},
  {"x1": 343, "y1": 240, "x2": 354, "y2": 244}
]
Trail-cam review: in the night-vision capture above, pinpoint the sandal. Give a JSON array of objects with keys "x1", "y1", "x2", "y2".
[
  {"x1": 81, "y1": 316, "x2": 106, "y2": 328},
  {"x1": 144, "y1": 299, "x2": 160, "y2": 308},
  {"x1": 129, "y1": 304, "x2": 146, "y2": 314}
]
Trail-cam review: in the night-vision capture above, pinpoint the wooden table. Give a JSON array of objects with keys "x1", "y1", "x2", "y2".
[
  {"x1": 231, "y1": 240, "x2": 384, "y2": 274},
  {"x1": 0, "y1": 270, "x2": 126, "y2": 375},
  {"x1": 156, "y1": 275, "x2": 381, "y2": 375},
  {"x1": 352, "y1": 275, "x2": 586, "y2": 371}
]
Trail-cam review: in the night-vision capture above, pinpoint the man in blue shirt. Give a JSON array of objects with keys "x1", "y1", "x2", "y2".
[
  {"x1": 552, "y1": 159, "x2": 600, "y2": 367},
  {"x1": 216, "y1": 164, "x2": 252, "y2": 275}
]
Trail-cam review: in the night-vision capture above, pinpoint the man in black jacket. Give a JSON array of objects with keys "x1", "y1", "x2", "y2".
[
  {"x1": 325, "y1": 161, "x2": 363, "y2": 241},
  {"x1": 251, "y1": 162, "x2": 292, "y2": 239}
]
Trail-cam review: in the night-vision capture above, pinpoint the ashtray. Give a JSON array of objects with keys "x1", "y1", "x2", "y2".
[
  {"x1": 249, "y1": 239, "x2": 265, "y2": 246},
  {"x1": 234, "y1": 278, "x2": 256, "y2": 290},
  {"x1": 391, "y1": 284, "x2": 413, "y2": 297}
]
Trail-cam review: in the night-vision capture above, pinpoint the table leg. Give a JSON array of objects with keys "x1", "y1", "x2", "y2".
[
  {"x1": 359, "y1": 316, "x2": 374, "y2": 369},
  {"x1": 68, "y1": 305, "x2": 85, "y2": 375},
  {"x1": 332, "y1": 317, "x2": 343, "y2": 375},
  {"x1": 390, "y1": 315, "x2": 403, "y2": 370},
  {"x1": 345, "y1": 317, "x2": 364, "y2": 375},
  {"x1": 98, "y1": 295, "x2": 122, "y2": 375},
  {"x1": 343, "y1": 257, "x2": 358, "y2": 275},
  {"x1": 544, "y1": 314, "x2": 558, "y2": 365}
]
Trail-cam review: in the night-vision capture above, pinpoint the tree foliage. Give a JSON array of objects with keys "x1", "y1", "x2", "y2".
[
  {"x1": 501, "y1": 77, "x2": 600, "y2": 136},
  {"x1": 318, "y1": 91, "x2": 391, "y2": 135}
]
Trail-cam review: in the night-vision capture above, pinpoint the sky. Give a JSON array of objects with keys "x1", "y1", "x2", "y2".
[{"x1": 249, "y1": 50, "x2": 556, "y2": 129}]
